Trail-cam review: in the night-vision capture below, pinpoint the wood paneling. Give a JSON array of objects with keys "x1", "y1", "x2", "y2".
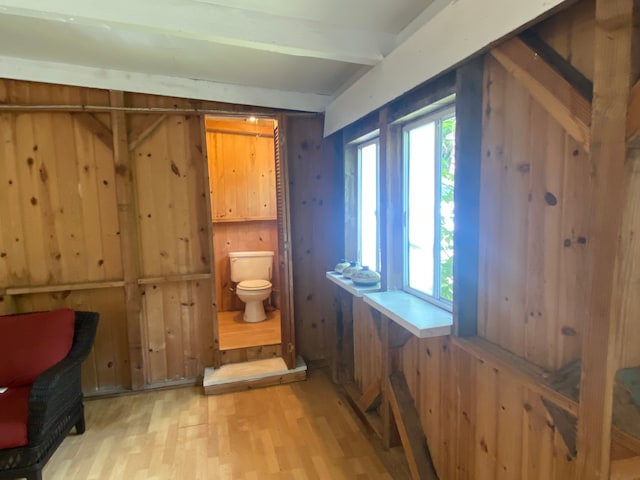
[
  {"x1": 140, "y1": 280, "x2": 214, "y2": 384},
  {"x1": 134, "y1": 115, "x2": 211, "y2": 278},
  {"x1": 0, "y1": 79, "x2": 218, "y2": 392},
  {"x1": 534, "y1": 0, "x2": 596, "y2": 82},
  {"x1": 0, "y1": 112, "x2": 122, "y2": 287},
  {"x1": 478, "y1": 54, "x2": 592, "y2": 370},
  {"x1": 287, "y1": 115, "x2": 343, "y2": 361},
  {"x1": 353, "y1": 297, "x2": 383, "y2": 394},
  {"x1": 206, "y1": 118, "x2": 276, "y2": 221}
]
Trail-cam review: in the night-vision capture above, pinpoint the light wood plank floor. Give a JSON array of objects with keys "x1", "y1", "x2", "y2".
[
  {"x1": 219, "y1": 309, "x2": 281, "y2": 350},
  {"x1": 43, "y1": 370, "x2": 398, "y2": 479}
]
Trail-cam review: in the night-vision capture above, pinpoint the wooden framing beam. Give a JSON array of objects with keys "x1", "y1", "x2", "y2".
[
  {"x1": 74, "y1": 112, "x2": 113, "y2": 150},
  {"x1": 576, "y1": 1, "x2": 639, "y2": 477},
  {"x1": 453, "y1": 56, "x2": 483, "y2": 337},
  {"x1": 387, "y1": 372, "x2": 438, "y2": 480},
  {"x1": 490, "y1": 36, "x2": 592, "y2": 153},
  {"x1": 358, "y1": 380, "x2": 382, "y2": 412},
  {"x1": 628, "y1": 79, "x2": 640, "y2": 147},
  {"x1": 110, "y1": 90, "x2": 146, "y2": 389},
  {"x1": 128, "y1": 114, "x2": 168, "y2": 152}
]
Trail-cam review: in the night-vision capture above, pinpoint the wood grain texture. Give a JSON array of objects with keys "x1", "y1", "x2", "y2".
[
  {"x1": 534, "y1": 0, "x2": 596, "y2": 82},
  {"x1": 206, "y1": 118, "x2": 277, "y2": 221},
  {"x1": 43, "y1": 370, "x2": 395, "y2": 480},
  {"x1": 576, "y1": 0, "x2": 639, "y2": 478},
  {"x1": 218, "y1": 309, "x2": 281, "y2": 350},
  {"x1": 478, "y1": 55, "x2": 592, "y2": 370},
  {"x1": 490, "y1": 36, "x2": 592, "y2": 153},
  {"x1": 287, "y1": 115, "x2": 342, "y2": 362}
]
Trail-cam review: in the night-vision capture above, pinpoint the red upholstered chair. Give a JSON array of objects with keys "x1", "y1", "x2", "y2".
[{"x1": 0, "y1": 309, "x2": 99, "y2": 480}]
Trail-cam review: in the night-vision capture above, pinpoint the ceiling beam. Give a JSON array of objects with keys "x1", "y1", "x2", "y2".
[
  {"x1": 0, "y1": 56, "x2": 330, "y2": 112},
  {"x1": 324, "y1": 0, "x2": 569, "y2": 136},
  {"x1": 0, "y1": 1, "x2": 393, "y2": 66}
]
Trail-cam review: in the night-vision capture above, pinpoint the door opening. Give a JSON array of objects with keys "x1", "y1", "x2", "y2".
[{"x1": 203, "y1": 115, "x2": 296, "y2": 370}]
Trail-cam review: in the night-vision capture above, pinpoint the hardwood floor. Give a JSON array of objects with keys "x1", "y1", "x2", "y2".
[
  {"x1": 44, "y1": 369, "x2": 400, "y2": 479},
  {"x1": 219, "y1": 309, "x2": 282, "y2": 350}
]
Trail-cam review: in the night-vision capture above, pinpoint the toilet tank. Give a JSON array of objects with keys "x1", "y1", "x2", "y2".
[{"x1": 229, "y1": 251, "x2": 274, "y2": 282}]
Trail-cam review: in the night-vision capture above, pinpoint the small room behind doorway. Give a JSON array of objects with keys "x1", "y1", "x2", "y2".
[{"x1": 204, "y1": 116, "x2": 282, "y2": 355}]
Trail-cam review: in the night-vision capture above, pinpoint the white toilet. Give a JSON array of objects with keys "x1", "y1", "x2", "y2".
[{"x1": 229, "y1": 251, "x2": 274, "y2": 323}]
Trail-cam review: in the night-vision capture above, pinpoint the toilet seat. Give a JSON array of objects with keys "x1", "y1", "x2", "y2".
[{"x1": 237, "y1": 279, "x2": 272, "y2": 290}]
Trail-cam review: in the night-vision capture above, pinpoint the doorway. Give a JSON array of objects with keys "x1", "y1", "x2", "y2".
[{"x1": 204, "y1": 116, "x2": 287, "y2": 365}]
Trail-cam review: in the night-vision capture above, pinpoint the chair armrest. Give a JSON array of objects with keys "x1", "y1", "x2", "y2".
[{"x1": 27, "y1": 311, "x2": 99, "y2": 442}]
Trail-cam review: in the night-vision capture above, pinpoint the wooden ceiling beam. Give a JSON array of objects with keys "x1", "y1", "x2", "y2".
[
  {"x1": 489, "y1": 36, "x2": 592, "y2": 153},
  {"x1": 0, "y1": 1, "x2": 391, "y2": 65}
]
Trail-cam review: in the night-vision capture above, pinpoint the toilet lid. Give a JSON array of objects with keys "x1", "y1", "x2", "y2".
[{"x1": 237, "y1": 280, "x2": 272, "y2": 290}]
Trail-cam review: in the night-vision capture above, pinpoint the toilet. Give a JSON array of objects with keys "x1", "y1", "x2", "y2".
[{"x1": 229, "y1": 251, "x2": 274, "y2": 323}]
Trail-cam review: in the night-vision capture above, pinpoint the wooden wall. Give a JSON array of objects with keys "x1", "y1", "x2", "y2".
[
  {"x1": 0, "y1": 79, "x2": 339, "y2": 392},
  {"x1": 477, "y1": 56, "x2": 592, "y2": 370},
  {"x1": 287, "y1": 116, "x2": 344, "y2": 362},
  {"x1": 0, "y1": 83, "x2": 215, "y2": 393},
  {"x1": 337, "y1": 1, "x2": 640, "y2": 478}
]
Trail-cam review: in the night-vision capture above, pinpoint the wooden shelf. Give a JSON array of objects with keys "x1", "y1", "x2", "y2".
[
  {"x1": 212, "y1": 217, "x2": 276, "y2": 224},
  {"x1": 325, "y1": 271, "x2": 381, "y2": 297},
  {"x1": 137, "y1": 273, "x2": 211, "y2": 285},
  {"x1": 5, "y1": 280, "x2": 126, "y2": 295}
]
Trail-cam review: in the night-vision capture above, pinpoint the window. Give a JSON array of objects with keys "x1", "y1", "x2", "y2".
[
  {"x1": 403, "y1": 107, "x2": 455, "y2": 308},
  {"x1": 357, "y1": 139, "x2": 380, "y2": 271}
]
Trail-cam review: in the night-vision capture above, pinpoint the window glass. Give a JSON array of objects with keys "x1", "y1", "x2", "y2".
[
  {"x1": 403, "y1": 108, "x2": 455, "y2": 307},
  {"x1": 358, "y1": 141, "x2": 379, "y2": 271}
]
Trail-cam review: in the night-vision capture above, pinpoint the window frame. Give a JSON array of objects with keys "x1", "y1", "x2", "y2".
[{"x1": 401, "y1": 104, "x2": 456, "y2": 311}]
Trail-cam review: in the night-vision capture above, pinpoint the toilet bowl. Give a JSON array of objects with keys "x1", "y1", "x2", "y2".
[
  {"x1": 229, "y1": 251, "x2": 274, "y2": 323},
  {"x1": 236, "y1": 279, "x2": 272, "y2": 323}
]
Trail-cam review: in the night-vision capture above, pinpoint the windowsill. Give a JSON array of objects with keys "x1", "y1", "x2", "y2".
[
  {"x1": 325, "y1": 271, "x2": 381, "y2": 298},
  {"x1": 363, "y1": 291, "x2": 452, "y2": 338}
]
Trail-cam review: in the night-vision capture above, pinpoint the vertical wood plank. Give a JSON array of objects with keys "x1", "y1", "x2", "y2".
[
  {"x1": 196, "y1": 116, "x2": 219, "y2": 368},
  {"x1": 478, "y1": 57, "x2": 507, "y2": 343},
  {"x1": 576, "y1": 1, "x2": 639, "y2": 479},
  {"x1": 110, "y1": 90, "x2": 145, "y2": 389}
]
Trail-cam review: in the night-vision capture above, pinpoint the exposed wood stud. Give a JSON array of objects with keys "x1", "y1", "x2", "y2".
[
  {"x1": 128, "y1": 114, "x2": 168, "y2": 151},
  {"x1": 542, "y1": 398, "x2": 578, "y2": 457},
  {"x1": 110, "y1": 89, "x2": 146, "y2": 390},
  {"x1": 576, "y1": 0, "x2": 639, "y2": 478},
  {"x1": 490, "y1": 36, "x2": 592, "y2": 153},
  {"x1": 453, "y1": 56, "x2": 484, "y2": 337},
  {"x1": 74, "y1": 112, "x2": 114, "y2": 150},
  {"x1": 358, "y1": 379, "x2": 382, "y2": 412},
  {"x1": 388, "y1": 372, "x2": 438, "y2": 480},
  {"x1": 519, "y1": 29, "x2": 594, "y2": 101}
]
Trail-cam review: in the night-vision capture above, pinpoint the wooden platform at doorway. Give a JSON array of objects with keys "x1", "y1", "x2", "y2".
[{"x1": 203, "y1": 356, "x2": 307, "y2": 395}]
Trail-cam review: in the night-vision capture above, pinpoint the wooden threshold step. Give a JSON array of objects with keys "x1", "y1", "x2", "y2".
[{"x1": 203, "y1": 357, "x2": 307, "y2": 395}]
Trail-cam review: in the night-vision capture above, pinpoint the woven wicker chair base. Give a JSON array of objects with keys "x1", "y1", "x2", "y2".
[{"x1": 0, "y1": 311, "x2": 98, "y2": 480}]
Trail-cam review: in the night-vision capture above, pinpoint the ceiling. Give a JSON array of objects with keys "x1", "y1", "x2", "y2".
[
  {"x1": 0, "y1": 0, "x2": 433, "y2": 105},
  {"x1": 0, "y1": 0, "x2": 567, "y2": 133}
]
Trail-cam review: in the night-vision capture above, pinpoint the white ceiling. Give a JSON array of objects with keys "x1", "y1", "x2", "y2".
[
  {"x1": 0, "y1": 0, "x2": 431, "y2": 101},
  {"x1": 0, "y1": 0, "x2": 568, "y2": 133}
]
